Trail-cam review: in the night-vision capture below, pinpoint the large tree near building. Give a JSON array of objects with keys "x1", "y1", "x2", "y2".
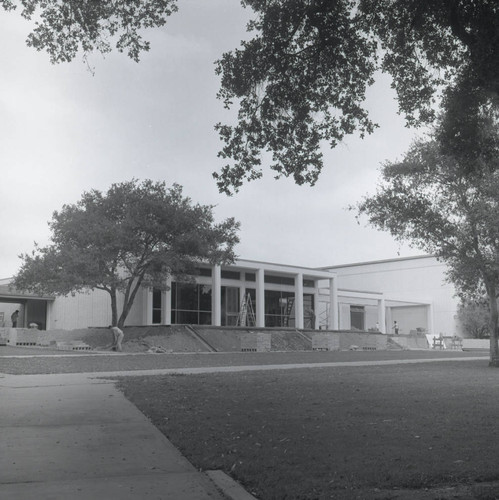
[
  {"x1": 1, "y1": 1, "x2": 497, "y2": 193},
  {"x1": 355, "y1": 94, "x2": 499, "y2": 365},
  {"x1": 12, "y1": 180, "x2": 239, "y2": 328}
]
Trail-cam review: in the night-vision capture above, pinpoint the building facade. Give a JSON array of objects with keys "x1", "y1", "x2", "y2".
[
  {"x1": 0, "y1": 256, "x2": 459, "y2": 336},
  {"x1": 322, "y1": 255, "x2": 459, "y2": 336}
]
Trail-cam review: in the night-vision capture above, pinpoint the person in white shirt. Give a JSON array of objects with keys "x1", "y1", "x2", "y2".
[{"x1": 109, "y1": 325, "x2": 124, "y2": 352}]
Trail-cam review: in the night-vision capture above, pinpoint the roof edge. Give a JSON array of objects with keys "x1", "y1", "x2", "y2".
[{"x1": 318, "y1": 254, "x2": 434, "y2": 270}]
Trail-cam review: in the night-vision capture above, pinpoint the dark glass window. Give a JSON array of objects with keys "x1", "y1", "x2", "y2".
[
  {"x1": 264, "y1": 274, "x2": 295, "y2": 286},
  {"x1": 171, "y1": 282, "x2": 212, "y2": 325},
  {"x1": 221, "y1": 286, "x2": 240, "y2": 326},
  {"x1": 303, "y1": 279, "x2": 315, "y2": 288},
  {"x1": 245, "y1": 272, "x2": 256, "y2": 282},
  {"x1": 221, "y1": 270, "x2": 240, "y2": 280},
  {"x1": 197, "y1": 267, "x2": 212, "y2": 277},
  {"x1": 199, "y1": 285, "x2": 212, "y2": 310},
  {"x1": 152, "y1": 288, "x2": 162, "y2": 324},
  {"x1": 264, "y1": 290, "x2": 295, "y2": 327}
]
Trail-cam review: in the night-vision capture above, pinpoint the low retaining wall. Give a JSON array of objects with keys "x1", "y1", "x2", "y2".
[
  {"x1": 0, "y1": 328, "x2": 89, "y2": 347},
  {"x1": 461, "y1": 339, "x2": 490, "y2": 351},
  {"x1": 241, "y1": 332, "x2": 271, "y2": 352},
  {"x1": 391, "y1": 335, "x2": 429, "y2": 350},
  {"x1": 312, "y1": 332, "x2": 388, "y2": 351},
  {"x1": 0, "y1": 327, "x2": 9, "y2": 345},
  {"x1": 3, "y1": 326, "x2": 435, "y2": 352}
]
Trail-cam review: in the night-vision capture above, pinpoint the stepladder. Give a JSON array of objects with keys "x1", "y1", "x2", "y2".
[{"x1": 236, "y1": 293, "x2": 256, "y2": 327}]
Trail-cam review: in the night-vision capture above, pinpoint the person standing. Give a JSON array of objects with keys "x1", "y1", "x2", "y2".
[
  {"x1": 392, "y1": 321, "x2": 399, "y2": 335},
  {"x1": 109, "y1": 325, "x2": 124, "y2": 352},
  {"x1": 11, "y1": 310, "x2": 19, "y2": 328}
]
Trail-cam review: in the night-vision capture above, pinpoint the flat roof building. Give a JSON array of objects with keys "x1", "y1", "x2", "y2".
[{"x1": 0, "y1": 255, "x2": 458, "y2": 336}]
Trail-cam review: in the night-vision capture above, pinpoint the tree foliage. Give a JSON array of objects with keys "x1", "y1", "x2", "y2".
[
  {"x1": 355, "y1": 101, "x2": 499, "y2": 362},
  {"x1": 1, "y1": 1, "x2": 497, "y2": 193},
  {"x1": 213, "y1": 0, "x2": 499, "y2": 193},
  {"x1": 13, "y1": 180, "x2": 239, "y2": 327},
  {"x1": 457, "y1": 300, "x2": 490, "y2": 339},
  {"x1": 0, "y1": 0, "x2": 178, "y2": 63}
]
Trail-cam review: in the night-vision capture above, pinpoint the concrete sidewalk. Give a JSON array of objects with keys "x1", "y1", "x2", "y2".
[{"x1": 0, "y1": 373, "x2": 253, "y2": 500}]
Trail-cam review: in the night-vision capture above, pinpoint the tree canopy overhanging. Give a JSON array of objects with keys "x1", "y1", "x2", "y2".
[
  {"x1": 2, "y1": 0, "x2": 497, "y2": 193},
  {"x1": 12, "y1": 180, "x2": 240, "y2": 328}
]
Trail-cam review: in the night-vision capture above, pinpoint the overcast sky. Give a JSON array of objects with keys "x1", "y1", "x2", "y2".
[{"x1": 0, "y1": 0, "x2": 426, "y2": 278}]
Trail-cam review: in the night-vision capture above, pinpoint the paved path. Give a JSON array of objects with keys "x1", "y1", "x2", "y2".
[
  {"x1": 0, "y1": 373, "x2": 246, "y2": 500},
  {"x1": 0, "y1": 355, "x2": 488, "y2": 499}
]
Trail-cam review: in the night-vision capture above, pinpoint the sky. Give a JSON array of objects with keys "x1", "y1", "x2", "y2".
[{"x1": 0, "y1": 0, "x2": 426, "y2": 278}]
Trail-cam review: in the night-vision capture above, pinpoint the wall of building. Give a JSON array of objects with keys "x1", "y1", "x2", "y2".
[
  {"x1": 324, "y1": 256, "x2": 459, "y2": 336},
  {"x1": 390, "y1": 305, "x2": 427, "y2": 335},
  {"x1": 49, "y1": 289, "x2": 112, "y2": 330},
  {"x1": 48, "y1": 287, "x2": 148, "y2": 330}
]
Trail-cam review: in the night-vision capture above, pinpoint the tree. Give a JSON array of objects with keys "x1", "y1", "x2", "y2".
[
  {"x1": 354, "y1": 103, "x2": 499, "y2": 364},
  {"x1": 457, "y1": 300, "x2": 490, "y2": 339},
  {"x1": 1, "y1": 1, "x2": 497, "y2": 193},
  {"x1": 12, "y1": 180, "x2": 240, "y2": 328}
]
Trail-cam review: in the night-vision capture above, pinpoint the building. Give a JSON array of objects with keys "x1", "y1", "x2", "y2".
[
  {"x1": 323, "y1": 255, "x2": 459, "y2": 336},
  {"x1": 0, "y1": 255, "x2": 460, "y2": 336},
  {"x1": 0, "y1": 261, "x2": 337, "y2": 331}
]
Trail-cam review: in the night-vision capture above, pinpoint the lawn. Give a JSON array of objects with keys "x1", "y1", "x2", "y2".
[{"x1": 117, "y1": 360, "x2": 499, "y2": 499}]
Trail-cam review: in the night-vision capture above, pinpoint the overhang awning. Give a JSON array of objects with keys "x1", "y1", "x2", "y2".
[{"x1": 0, "y1": 284, "x2": 55, "y2": 302}]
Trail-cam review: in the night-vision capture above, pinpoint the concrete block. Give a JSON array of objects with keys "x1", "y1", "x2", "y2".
[
  {"x1": 0, "y1": 327, "x2": 8, "y2": 345},
  {"x1": 56, "y1": 341, "x2": 92, "y2": 351},
  {"x1": 241, "y1": 332, "x2": 271, "y2": 352},
  {"x1": 312, "y1": 333, "x2": 340, "y2": 351}
]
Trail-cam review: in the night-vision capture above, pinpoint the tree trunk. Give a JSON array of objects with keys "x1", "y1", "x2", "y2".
[
  {"x1": 487, "y1": 285, "x2": 499, "y2": 366},
  {"x1": 117, "y1": 275, "x2": 145, "y2": 329},
  {"x1": 110, "y1": 287, "x2": 118, "y2": 327}
]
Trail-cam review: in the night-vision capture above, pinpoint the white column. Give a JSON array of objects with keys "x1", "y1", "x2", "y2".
[
  {"x1": 45, "y1": 301, "x2": 53, "y2": 330},
  {"x1": 20, "y1": 304, "x2": 26, "y2": 328},
  {"x1": 378, "y1": 297, "x2": 386, "y2": 333},
  {"x1": 143, "y1": 287, "x2": 153, "y2": 325},
  {"x1": 386, "y1": 307, "x2": 393, "y2": 334},
  {"x1": 329, "y1": 276, "x2": 338, "y2": 330},
  {"x1": 212, "y1": 265, "x2": 221, "y2": 326},
  {"x1": 239, "y1": 285, "x2": 246, "y2": 310},
  {"x1": 163, "y1": 276, "x2": 172, "y2": 325},
  {"x1": 256, "y1": 268, "x2": 265, "y2": 327},
  {"x1": 427, "y1": 304, "x2": 434, "y2": 335},
  {"x1": 295, "y1": 273, "x2": 304, "y2": 329}
]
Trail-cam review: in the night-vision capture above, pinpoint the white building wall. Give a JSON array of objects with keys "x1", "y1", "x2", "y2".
[
  {"x1": 49, "y1": 289, "x2": 112, "y2": 330},
  {"x1": 48, "y1": 286, "x2": 149, "y2": 330},
  {"x1": 365, "y1": 305, "x2": 379, "y2": 330},
  {"x1": 323, "y1": 256, "x2": 459, "y2": 336},
  {"x1": 391, "y1": 306, "x2": 428, "y2": 334},
  {"x1": 339, "y1": 304, "x2": 351, "y2": 330},
  {"x1": 122, "y1": 288, "x2": 147, "y2": 326}
]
